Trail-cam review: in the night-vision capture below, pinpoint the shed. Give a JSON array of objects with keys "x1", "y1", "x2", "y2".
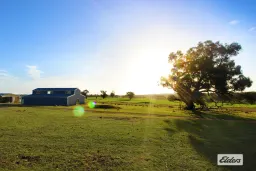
[
  {"x1": 22, "y1": 88, "x2": 85, "y2": 106},
  {"x1": 0, "y1": 93, "x2": 20, "y2": 103}
]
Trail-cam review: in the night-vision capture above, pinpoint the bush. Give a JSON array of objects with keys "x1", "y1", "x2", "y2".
[
  {"x1": 241, "y1": 92, "x2": 256, "y2": 104},
  {"x1": 167, "y1": 94, "x2": 180, "y2": 101}
]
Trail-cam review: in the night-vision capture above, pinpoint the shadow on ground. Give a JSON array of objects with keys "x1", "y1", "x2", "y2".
[
  {"x1": 164, "y1": 110, "x2": 256, "y2": 171},
  {"x1": 94, "y1": 104, "x2": 121, "y2": 110},
  {"x1": 192, "y1": 109, "x2": 256, "y2": 121},
  {"x1": 137, "y1": 102, "x2": 150, "y2": 104}
]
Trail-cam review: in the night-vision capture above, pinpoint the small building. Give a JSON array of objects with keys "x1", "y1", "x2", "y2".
[
  {"x1": 22, "y1": 88, "x2": 85, "y2": 106},
  {"x1": 0, "y1": 93, "x2": 20, "y2": 103}
]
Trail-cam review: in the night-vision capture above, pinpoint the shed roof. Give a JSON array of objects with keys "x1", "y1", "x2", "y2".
[
  {"x1": 23, "y1": 95, "x2": 71, "y2": 98},
  {"x1": 33, "y1": 88, "x2": 78, "y2": 91}
]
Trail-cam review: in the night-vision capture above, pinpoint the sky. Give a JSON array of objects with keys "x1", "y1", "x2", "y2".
[{"x1": 0, "y1": 0, "x2": 256, "y2": 95}]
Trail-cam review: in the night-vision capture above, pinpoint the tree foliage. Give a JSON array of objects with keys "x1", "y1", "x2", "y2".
[
  {"x1": 239, "y1": 92, "x2": 256, "y2": 104},
  {"x1": 126, "y1": 92, "x2": 135, "y2": 100},
  {"x1": 81, "y1": 89, "x2": 89, "y2": 99},
  {"x1": 161, "y1": 40, "x2": 252, "y2": 110},
  {"x1": 95, "y1": 94, "x2": 99, "y2": 99},
  {"x1": 110, "y1": 91, "x2": 115, "y2": 98},
  {"x1": 100, "y1": 90, "x2": 108, "y2": 99}
]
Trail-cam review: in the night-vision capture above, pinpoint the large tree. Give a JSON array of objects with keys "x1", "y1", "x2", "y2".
[
  {"x1": 161, "y1": 40, "x2": 252, "y2": 110},
  {"x1": 126, "y1": 92, "x2": 135, "y2": 100},
  {"x1": 110, "y1": 91, "x2": 115, "y2": 98},
  {"x1": 100, "y1": 90, "x2": 108, "y2": 99}
]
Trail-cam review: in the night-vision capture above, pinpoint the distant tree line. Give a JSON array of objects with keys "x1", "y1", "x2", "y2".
[
  {"x1": 81, "y1": 88, "x2": 256, "y2": 106},
  {"x1": 81, "y1": 89, "x2": 135, "y2": 100}
]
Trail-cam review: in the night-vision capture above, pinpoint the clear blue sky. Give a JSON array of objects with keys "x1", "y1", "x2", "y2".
[{"x1": 0, "y1": 0, "x2": 256, "y2": 94}]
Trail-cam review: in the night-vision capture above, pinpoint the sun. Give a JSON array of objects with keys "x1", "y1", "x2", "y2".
[{"x1": 124, "y1": 48, "x2": 173, "y2": 94}]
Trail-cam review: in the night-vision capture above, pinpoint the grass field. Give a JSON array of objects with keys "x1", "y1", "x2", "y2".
[{"x1": 1, "y1": 97, "x2": 256, "y2": 170}]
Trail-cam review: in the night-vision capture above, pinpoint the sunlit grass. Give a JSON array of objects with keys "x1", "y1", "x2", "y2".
[{"x1": 1, "y1": 98, "x2": 256, "y2": 170}]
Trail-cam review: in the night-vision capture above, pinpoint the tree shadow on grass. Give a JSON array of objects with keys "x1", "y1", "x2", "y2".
[
  {"x1": 192, "y1": 109, "x2": 256, "y2": 121},
  {"x1": 164, "y1": 111, "x2": 256, "y2": 171}
]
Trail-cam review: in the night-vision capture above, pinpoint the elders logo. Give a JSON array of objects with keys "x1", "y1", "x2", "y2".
[{"x1": 217, "y1": 154, "x2": 243, "y2": 166}]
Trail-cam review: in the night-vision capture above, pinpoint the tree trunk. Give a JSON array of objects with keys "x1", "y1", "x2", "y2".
[
  {"x1": 174, "y1": 85, "x2": 194, "y2": 110},
  {"x1": 177, "y1": 91, "x2": 195, "y2": 110},
  {"x1": 184, "y1": 100, "x2": 195, "y2": 110}
]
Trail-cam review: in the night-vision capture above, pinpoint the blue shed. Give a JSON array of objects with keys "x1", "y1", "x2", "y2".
[{"x1": 22, "y1": 88, "x2": 85, "y2": 106}]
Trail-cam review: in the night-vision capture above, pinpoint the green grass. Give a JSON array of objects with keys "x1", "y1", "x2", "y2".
[
  {"x1": 87, "y1": 96, "x2": 256, "y2": 108},
  {"x1": 87, "y1": 97, "x2": 178, "y2": 105},
  {"x1": 1, "y1": 98, "x2": 256, "y2": 170}
]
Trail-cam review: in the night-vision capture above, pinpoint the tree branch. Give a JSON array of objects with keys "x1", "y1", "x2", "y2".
[
  {"x1": 194, "y1": 72, "x2": 204, "y2": 91},
  {"x1": 199, "y1": 89, "x2": 216, "y2": 93}
]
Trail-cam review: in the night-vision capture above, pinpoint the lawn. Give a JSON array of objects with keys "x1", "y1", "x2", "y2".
[{"x1": 1, "y1": 98, "x2": 256, "y2": 171}]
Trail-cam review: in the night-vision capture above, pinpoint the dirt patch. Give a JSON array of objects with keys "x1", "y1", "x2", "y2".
[
  {"x1": 17, "y1": 154, "x2": 41, "y2": 163},
  {"x1": 10, "y1": 154, "x2": 42, "y2": 168},
  {"x1": 16, "y1": 110, "x2": 26, "y2": 112},
  {"x1": 84, "y1": 153, "x2": 126, "y2": 170},
  {"x1": 99, "y1": 116, "x2": 140, "y2": 121},
  {"x1": 0, "y1": 156, "x2": 14, "y2": 169}
]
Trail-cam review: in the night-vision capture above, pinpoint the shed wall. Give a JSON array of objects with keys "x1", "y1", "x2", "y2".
[
  {"x1": 76, "y1": 89, "x2": 85, "y2": 104},
  {"x1": 67, "y1": 89, "x2": 85, "y2": 105},
  {"x1": 23, "y1": 97, "x2": 68, "y2": 106}
]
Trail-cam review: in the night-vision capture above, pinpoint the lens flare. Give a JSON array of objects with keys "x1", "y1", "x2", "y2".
[
  {"x1": 73, "y1": 106, "x2": 85, "y2": 117},
  {"x1": 88, "y1": 101, "x2": 96, "y2": 109}
]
